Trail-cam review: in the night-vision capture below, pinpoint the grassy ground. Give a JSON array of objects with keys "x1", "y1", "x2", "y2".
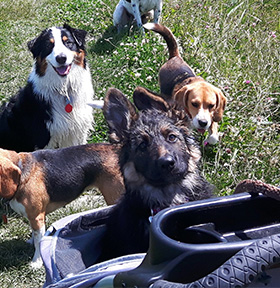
[{"x1": 0, "y1": 0, "x2": 279, "y2": 286}]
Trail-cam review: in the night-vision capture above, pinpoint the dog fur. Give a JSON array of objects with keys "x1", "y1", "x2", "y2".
[
  {"x1": 0, "y1": 24, "x2": 103, "y2": 152},
  {"x1": 0, "y1": 145, "x2": 123, "y2": 267},
  {"x1": 113, "y1": 0, "x2": 162, "y2": 33},
  {"x1": 141, "y1": 23, "x2": 227, "y2": 145},
  {"x1": 98, "y1": 87, "x2": 213, "y2": 262}
]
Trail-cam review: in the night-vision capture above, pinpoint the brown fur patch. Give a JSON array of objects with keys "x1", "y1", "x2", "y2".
[
  {"x1": 15, "y1": 154, "x2": 49, "y2": 230},
  {"x1": 0, "y1": 149, "x2": 21, "y2": 199},
  {"x1": 86, "y1": 145, "x2": 124, "y2": 205},
  {"x1": 36, "y1": 56, "x2": 48, "y2": 77},
  {"x1": 157, "y1": 145, "x2": 168, "y2": 158},
  {"x1": 74, "y1": 50, "x2": 86, "y2": 68}
]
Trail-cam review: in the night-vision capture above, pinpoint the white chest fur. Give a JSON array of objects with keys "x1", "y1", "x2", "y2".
[{"x1": 29, "y1": 63, "x2": 94, "y2": 148}]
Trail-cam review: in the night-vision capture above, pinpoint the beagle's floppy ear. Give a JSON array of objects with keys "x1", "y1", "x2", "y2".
[
  {"x1": 213, "y1": 90, "x2": 227, "y2": 122},
  {"x1": 0, "y1": 156, "x2": 21, "y2": 199},
  {"x1": 173, "y1": 86, "x2": 191, "y2": 117}
]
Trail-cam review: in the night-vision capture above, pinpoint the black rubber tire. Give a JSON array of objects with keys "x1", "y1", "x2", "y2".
[{"x1": 152, "y1": 234, "x2": 280, "y2": 288}]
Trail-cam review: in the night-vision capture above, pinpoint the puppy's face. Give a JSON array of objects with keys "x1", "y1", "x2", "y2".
[
  {"x1": 103, "y1": 88, "x2": 200, "y2": 188},
  {"x1": 175, "y1": 80, "x2": 227, "y2": 133},
  {"x1": 28, "y1": 24, "x2": 87, "y2": 77},
  {"x1": 126, "y1": 110, "x2": 196, "y2": 187}
]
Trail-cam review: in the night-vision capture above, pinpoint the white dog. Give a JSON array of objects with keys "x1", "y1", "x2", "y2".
[{"x1": 113, "y1": 0, "x2": 162, "y2": 33}]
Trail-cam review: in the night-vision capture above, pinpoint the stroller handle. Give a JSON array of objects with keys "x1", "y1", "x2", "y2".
[{"x1": 152, "y1": 233, "x2": 280, "y2": 288}]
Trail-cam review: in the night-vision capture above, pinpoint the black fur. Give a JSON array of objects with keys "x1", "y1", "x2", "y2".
[
  {"x1": 0, "y1": 82, "x2": 52, "y2": 152},
  {"x1": 32, "y1": 143, "x2": 116, "y2": 204},
  {"x1": 98, "y1": 88, "x2": 213, "y2": 261}
]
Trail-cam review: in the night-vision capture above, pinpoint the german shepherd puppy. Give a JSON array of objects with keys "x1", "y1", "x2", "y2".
[{"x1": 98, "y1": 87, "x2": 213, "y2": 261}]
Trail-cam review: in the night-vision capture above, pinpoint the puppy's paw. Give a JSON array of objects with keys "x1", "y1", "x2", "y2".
[{"x1": 205, "y1": 134, "x2": 219, "y2": 145}]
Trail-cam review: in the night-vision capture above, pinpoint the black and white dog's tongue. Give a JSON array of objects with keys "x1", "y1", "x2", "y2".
[{"x1": 55, "y1": 65, "x2": 71, "y2": 76}]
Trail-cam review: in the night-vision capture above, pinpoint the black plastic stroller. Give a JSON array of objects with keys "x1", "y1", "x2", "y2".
[{"x1": 41, "y1": 182, "x2": 280, "y2": 288}]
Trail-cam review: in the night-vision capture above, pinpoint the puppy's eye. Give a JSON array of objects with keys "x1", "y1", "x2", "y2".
[
  {"x1": 191, "y1": 102, "x2": 199, "y2": 108},
  {"x1": 138, "y1": 141, "x2": 148, "y2": 151},
  {"x1": 208, "y1": 104, "x2": 215, "y2": 110},
  {"x1": 168, "y1": 134, "x2": 177, "y2": 143}
]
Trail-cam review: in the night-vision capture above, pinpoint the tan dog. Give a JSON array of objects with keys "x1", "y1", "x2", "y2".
[
  {"x1": 143, "y1": 23, "x2": 227, "y2": 145},
  {"x1": 0, "y1": 145, "x2": 123, "y2": 268}
]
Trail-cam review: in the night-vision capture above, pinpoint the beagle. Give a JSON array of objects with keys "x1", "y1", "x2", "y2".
[
  {"x1": 143, "y1": 23, "x2": 227, "y2": 145},
  {"x1": 0, "y1": 145, "x2": 123, "y2": 268}
]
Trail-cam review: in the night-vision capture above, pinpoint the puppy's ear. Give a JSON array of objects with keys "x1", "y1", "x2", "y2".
[
  {"x1": 64, "y1": 23, "x2": 87, "y2": 48},
  {"x1": 133, "y1": 87, "x2": 169, "y2": 112},
  {"x1": 174, "y1": 86, "x2": 191, "y2": 117},
  {"x1": 0, "y1": 156, "x2": 21, "y2": 199},
  {"x1": 103, "y1": 88, "x2": 137, "y2": 142},
  {"x1": 213, "y1": 90, "x2": 227, "y2": 122}
]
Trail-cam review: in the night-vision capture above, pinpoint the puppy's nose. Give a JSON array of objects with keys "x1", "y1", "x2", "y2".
[
  {"x1": 158, "y1": 155, "x2": 175, "y2": 170},
  {"x1": 56, "y1": 54, "x2": 67, "y2": 65},
  {"x1": 198, "y1": 119, "x2": 208, "y2": 127}
]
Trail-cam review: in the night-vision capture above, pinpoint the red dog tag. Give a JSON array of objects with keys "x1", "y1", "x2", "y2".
[{"x1": 65, "y1": 103, "x2": 73, "y2": 113}]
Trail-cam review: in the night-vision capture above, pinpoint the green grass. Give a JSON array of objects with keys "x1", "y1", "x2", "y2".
[{"x1": 0, "y1": 0, "x2": 279, "y2": 286}]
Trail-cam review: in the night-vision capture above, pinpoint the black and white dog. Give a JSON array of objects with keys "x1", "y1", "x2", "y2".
[
  {"x1": 0, "y1": 24, "x2": 103, "y2": 152},
  {"x1": 113, "y1": 0, "x2": 162, "y2": 33}
]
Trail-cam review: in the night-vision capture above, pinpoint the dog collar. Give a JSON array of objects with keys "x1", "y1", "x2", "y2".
[
  {"x1": 173, "y1": 71, "x2": 194, "y2": 88},
  {"x1": 64, "y1": 96, "x2": 73, "y2": 113},
  {"x1": 162, "y1": 71, "x2": 195, "y2": 97},
  {"x1": 55, "y1": 87, "x2": 74, "y2": 113}
]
